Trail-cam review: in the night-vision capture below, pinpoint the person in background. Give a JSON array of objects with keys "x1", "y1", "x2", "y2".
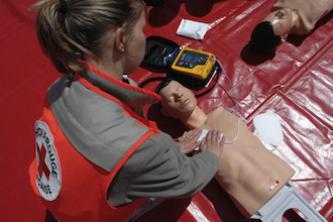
[
  {"x1": 29, "y1": 1, "x2": 224, "y2": 221},
  {"x1": 250, "y1": 0, "x2": 333, "y2": 52},
  {"x1": 156, "y1": 79, "x2": 328, "y2": 221}
]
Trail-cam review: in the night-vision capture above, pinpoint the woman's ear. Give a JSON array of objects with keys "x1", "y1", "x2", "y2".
[{"x1": 115, "y1": 27, "x2": 127, "y2": 53}]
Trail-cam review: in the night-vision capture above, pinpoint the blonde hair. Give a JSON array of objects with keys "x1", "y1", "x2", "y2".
[{"x1": 33, "y1": 0, "x2": 144, "y2": 76}]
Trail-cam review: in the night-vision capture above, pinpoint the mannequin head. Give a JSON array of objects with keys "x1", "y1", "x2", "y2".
[
  {"x1": 156, "y1": 79, "x2": 197, "y2": 119},
  {"x1": 250, "y1": 21, "x2": 282, "y2": 52},
  {"x1": 264, "y1": 7, "x2": 296, "y2": 39},
  {"x1": 250, "y1": 7, "x2": 296, "y2": 52}
]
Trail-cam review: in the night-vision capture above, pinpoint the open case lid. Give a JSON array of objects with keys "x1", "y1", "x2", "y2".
[{"x1": 142, "y1": 36, "x2": 180, "y2": 67}]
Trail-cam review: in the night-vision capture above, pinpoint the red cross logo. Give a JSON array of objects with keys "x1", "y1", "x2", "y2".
[{"x1": 37, "y1": 144, "x2": 50, "y2": 180}]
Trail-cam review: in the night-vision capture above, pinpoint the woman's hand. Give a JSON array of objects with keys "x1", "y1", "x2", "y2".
[
  {"x1": 199, "y1": 129, "x2": 225, "y2": 159},
  {"x1": 177, "y1": 129, "x2": 202, "y2": 154}
]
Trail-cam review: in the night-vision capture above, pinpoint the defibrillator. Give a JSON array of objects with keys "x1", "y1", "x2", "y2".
[
  {"x1": 140, "y1": 36, "x2": 224, "y2": 94},
  {"x1": 142, "y1": 36, "x2": 217, "y2": 80},
  {"x1": 171, "y1": 47, "x2": 216, "y2": 79}
]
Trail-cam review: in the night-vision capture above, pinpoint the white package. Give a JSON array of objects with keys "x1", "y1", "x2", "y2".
[{"x1": 176, "y1": 19, "x2": 210, "y2": 40}]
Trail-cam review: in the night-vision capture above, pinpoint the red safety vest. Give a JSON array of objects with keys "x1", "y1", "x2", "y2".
[{"x1": 29, "y1": 66, "x2": 160, "y2": 221}]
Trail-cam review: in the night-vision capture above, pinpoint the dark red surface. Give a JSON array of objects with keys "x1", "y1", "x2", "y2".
[{"x1": 0, "y1": 0, "x2": 332, "y2": 221}]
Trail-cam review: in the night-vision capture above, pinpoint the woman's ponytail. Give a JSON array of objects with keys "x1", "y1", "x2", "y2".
[
  {"x1": 33, "y1": 0, "x2": 85, "y2": 76},
  {"x1": 33, "y1": 0, "x2": 144, "y2": 76}
]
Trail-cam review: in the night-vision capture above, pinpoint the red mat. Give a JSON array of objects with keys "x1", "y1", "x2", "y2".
[{"x1": 0, "y1": 0, "x2": 332, "y2": 221}]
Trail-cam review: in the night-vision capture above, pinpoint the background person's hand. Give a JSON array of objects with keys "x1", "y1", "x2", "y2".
[
  {"x1": 199, "y1": 129, "x2": 224, "y2": 159},
  {"x1": 177, "y1": 128, "x2": 202, "y2": 154}
]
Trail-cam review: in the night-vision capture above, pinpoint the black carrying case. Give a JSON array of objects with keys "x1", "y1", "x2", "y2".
[
  {"x1": 141, "y1": 36, "x2": 222, "y2": 93},
  {"x1": 142, "y1": 36, "x2": 180, "y2": 68}
]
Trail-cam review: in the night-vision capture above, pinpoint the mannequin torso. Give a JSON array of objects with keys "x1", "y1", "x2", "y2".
[{"x1": 200, "y1": 108, "x2": 294, "y2": 216}]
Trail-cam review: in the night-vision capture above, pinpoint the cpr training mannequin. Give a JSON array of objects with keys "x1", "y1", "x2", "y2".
[
  {"x1": 250, "y1": 0, "x2": 333, "y2": 52},
  {"x1": 156, "y1": 79, "x2": 296, "y2": 217},
  {"x1": 29, "y1": 1, "x2": 225, "y2": 221}
]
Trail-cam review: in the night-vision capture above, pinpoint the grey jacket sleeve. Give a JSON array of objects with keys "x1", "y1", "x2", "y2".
[{"x1": 107, "y1": 132, "x2": 219, "y2": 206}]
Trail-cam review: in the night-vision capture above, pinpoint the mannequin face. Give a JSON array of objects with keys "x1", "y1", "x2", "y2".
[
  {"x1": 265, "y1": 8, "x2": 294, "y2": 39},
  {"x1": 159, "y1": 80, "x2": 197, "y2": 118}
]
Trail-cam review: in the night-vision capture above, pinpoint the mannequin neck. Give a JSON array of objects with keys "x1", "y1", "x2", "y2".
[{"x1": 180, "y1": 106, "x2": 208, "y2": 129}]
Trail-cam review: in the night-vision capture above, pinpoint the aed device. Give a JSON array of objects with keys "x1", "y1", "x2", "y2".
[
  {"x1": 142, "y1": 36, "x2": 217, "y2": 80},
  {"x1": 171, "y1": 47, "x2": 216, "y2": 80}
]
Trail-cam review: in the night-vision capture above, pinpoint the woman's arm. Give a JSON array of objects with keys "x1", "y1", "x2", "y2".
[{"x1": 107, "y1": 132, "x2": 219, "y2": 206}]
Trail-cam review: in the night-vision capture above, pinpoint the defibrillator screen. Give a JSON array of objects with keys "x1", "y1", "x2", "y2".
[{"x1": 176, "y1": 50, "x2": 209, "y2": 69}]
